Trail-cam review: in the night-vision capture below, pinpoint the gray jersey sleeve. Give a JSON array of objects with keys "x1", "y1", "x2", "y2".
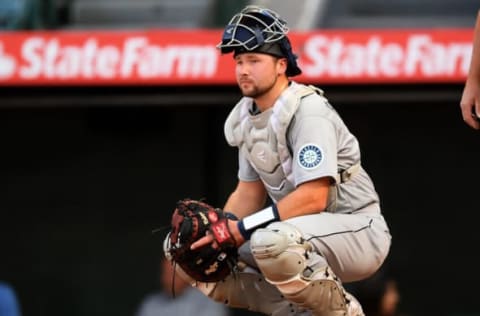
[
  {"x1": 288, "y1": 93, "x2": 379, "y2": 212},
  {"x1": 289, "y1": 109, "x2": 339, "y2": 187}
]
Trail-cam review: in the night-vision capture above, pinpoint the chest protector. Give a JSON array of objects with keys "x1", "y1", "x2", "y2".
[{"x1": 224, "y1": 83, "x2": 322, "y2": 202}]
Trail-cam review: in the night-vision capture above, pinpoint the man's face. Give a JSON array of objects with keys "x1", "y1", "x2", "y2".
[{"x1": 234, "y1": 52, "x2": 285, "y2": 98}]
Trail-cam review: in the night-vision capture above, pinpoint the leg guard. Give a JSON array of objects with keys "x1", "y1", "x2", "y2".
[
  {"x1": 164, "y1": 232, "x2": 306, "y2": 316},
  {"x1": 175, "y1": 263, "x2": 309, "y2": 316},
  {"x1": 251, "y1": 222, "x2": 364, "y2": 316}
]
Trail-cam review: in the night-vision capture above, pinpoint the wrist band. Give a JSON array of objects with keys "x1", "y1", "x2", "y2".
[
  {"x1": 237, "y1": 204, "x2": 280, "y2": 240},
  {"x1": 225, "y1": 212, "x2": 238, "y2": 220}
]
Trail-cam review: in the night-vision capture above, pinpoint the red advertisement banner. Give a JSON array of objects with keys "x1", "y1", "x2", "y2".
[{"x1": 0, "y1": 29, "x2": 473, "y2": 86}]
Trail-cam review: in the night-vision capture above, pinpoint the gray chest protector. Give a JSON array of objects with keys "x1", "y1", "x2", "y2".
[{"x1": 224, "y1": 83, "x2": 322, "y2": 203}]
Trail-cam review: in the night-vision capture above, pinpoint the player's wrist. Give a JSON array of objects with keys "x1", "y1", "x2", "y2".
[
  {"x1": 237, "y1": 204, "x2": 281, "y2": 240},
  {"x1": 225, "y1": 212, "x2": 238, "y2": 220},
  {"x1": 228, "y1": 219, "x2": 245, "y2": 246}
]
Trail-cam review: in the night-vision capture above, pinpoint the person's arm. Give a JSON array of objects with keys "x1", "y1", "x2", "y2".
[
  {"x1": 460, "y1": 10, "x2": 480, "y2": 129},
  {"x1": 191, "y1": 176, "x2": 330, "y2": 249},
  {"x1": 223, "y1": 179, "x2": 267, "y2": 219},
  {"x1": 275, "y1": 177, "x2": 331, "y2": 219},
  {"x1": 190, "y1": 179, "x2": 265, "y2": 249},
  {"x1": 231, "y1": 177, "x2": 330, "y2": 245}
]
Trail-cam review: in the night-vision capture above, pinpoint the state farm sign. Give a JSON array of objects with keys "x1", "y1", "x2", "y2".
[
  {"x1": 16, "y1": 37, "x2": 216, "y2": 79},
  {"x1": 0, "y1": 29, "x2": 473, "y2": 85},
  {"x1": 0, "y1": 30, "x2": 224, "y2": 84},
  {"x1": 298, "y1": 29, "x2": 472, "y2": 83}
]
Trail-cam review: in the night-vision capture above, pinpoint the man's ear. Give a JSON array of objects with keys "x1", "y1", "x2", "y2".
[{"x1": 277, "y1": 58, "x2": 288, "y2": 75}]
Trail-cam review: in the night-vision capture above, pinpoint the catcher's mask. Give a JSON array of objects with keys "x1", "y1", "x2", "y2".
[{"x1": 217, "y1": 5, "x2": 302, "y2": 77}]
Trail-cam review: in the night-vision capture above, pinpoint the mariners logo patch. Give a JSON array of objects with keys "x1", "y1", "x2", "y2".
[{"x1": 298, "y1": 144, "x2": 323, "y2": 169}]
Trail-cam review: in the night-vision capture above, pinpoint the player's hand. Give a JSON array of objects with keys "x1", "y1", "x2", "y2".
[
  {"x1": 460, "y1": 78, "x2": 480, "y2": 130},
  {"x1": 191, "y1": 231, "x2": 215, "y2": 250},
  {"x1": 191, "y1": 219, "x2": 245, "y2": 250}
]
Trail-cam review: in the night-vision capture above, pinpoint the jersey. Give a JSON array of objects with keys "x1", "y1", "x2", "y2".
[{"x1": 224, "y1": 81, "x2": 380, "y2": 214}]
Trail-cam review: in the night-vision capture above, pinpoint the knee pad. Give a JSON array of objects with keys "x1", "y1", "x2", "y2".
[
  {"x1": 250, "y1": 221, "x2": 312, "y2": 289},
  {"x1": 251, "y1": 222, "x2": 364, "y2": 316}
]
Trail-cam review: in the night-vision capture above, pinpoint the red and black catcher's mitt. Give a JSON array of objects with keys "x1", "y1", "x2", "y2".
[{"x1": 166, "y1": 198, "x2": 238, "y2": 282}]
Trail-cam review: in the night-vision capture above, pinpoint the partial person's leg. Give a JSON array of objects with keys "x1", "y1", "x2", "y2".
[
  {"x1": 250, "y1": 221, "x2": 365, "y2": 316},
  {"x1": 163, "y1": 231, "x2": 308, "y2": 315},
  {"x1": 286, "y1": 206, "x2": 391, "y2": 282},
  {"x1": 174, "y1": 254, "x2": 310, "y2": 316}
]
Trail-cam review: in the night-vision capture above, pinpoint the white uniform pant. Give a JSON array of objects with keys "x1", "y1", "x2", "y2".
[{"x1": 240, "y1": 204, "x2": 391, "y2": 283}]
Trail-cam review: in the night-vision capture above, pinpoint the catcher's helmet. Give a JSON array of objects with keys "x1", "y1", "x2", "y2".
[{"x1": 217, "y1": 5, "x2": 302, "y2": 77}]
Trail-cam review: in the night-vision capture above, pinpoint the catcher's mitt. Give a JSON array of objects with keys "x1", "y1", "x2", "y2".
[{"x1": 165, "y1": 198, "x2": 238, "y2": 282}]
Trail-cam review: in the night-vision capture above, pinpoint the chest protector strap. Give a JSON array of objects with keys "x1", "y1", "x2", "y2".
[{"x1": 270, "y1": 84, "x2": 321, "y2": 184}]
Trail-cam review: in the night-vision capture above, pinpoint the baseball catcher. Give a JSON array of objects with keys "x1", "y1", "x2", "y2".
[{"x1": 163, "y1": 4, "x2": 391, "y2": 316}]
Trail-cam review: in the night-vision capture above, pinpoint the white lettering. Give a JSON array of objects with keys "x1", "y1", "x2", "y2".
[
  {"x1": 44, "y1": 39, "x2": 59, "y2": 78},
  {"x1": 405, "y1": 35, "x2": 429, "y2": 75},
  {"x1": 176, "y1": 46, "x2": 217, "y2": 77},
  {"x1": 82, "y1": 39, "x2": 98, "y2": 78},
  {"x1": 56, "y1": 46, "x2": 81, "y2": 78},
  {"x1": 121, "y1": 37, "x2": 146, "y2": 77},
  {"x1": 14, "y1": 32, "x2": 470, "y2": 82},
  {"x1": 96, "y1": 46, "x2": 120, "y2": 78},
  {"x1": 0, "y1": 42, "x2": 17, "y2": 79},
  {"x1": 18, "y1": 36, "x2": 219, "y2": 80},
  {"x1": 379, "y1": 44, "x2": 403, "y2": 77},
  {"x1": 302, "y1": 35, "x2": 329, "y2": 76},
  {"x1": 365, "y1": 37, "x2": 382, "y2": 76},
  {"x1": 340, "y1": 43, "x2": 364, "y2": 77},
  {"x1": 302, "y1": 34, "x2": 471, "y2": 79},
  {"x1": 20, "y1": 37, "x2": 44, "y2": 78}
]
